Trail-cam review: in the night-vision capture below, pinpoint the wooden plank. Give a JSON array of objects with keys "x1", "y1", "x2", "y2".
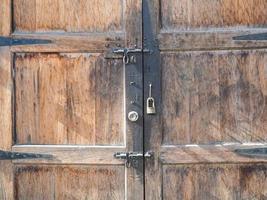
[
  {"x1": 13, "y1": 0, "x2": 123, "y2": 33},
  {"x1": 0, "y1": 0, "x2": 11, "y2": 36},
  {"x1": 15, "y1": 53, "x2": 124, "y2": 145},
  {"x1": 12, "y1": 145, "x2": 125, "y2": 165},
  {"x1": 124, "y1": 1, "x2": 144, "y2": 200},
  {"x1": 143, "y1": 0, "x2": 162, "y2": 199},
  {"x1": 161, "y1": 50, "x2": 267, "y2": 145},
  {"x1": 162, "y1": 163, "x2": 267, "y2": 199},
  {"x1": 10, "y1": 33, "x2": 124, "y2": 52},
  {"x1": 160, "y1": 0, "x2": 267, "y2": 30},
  {"x1": 0, "y1": 48, "x2": 12, "y2": 150},
  {"x1": 0, "y1": 161, "x2": 13, "y2": 200},
  {"x1": 161, "y1": 144, "x2": 267, "y2": 164},
  {"x1": 159, "y1": 31, "x2": 267, "y2": 51},
  {"x1": 14, "y1": 165, "x2": 125, "y2": 199}
]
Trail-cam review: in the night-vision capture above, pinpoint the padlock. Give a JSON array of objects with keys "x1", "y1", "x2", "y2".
[{"x1": 147, "y1": 97, "x2": 156, "y2": 114}]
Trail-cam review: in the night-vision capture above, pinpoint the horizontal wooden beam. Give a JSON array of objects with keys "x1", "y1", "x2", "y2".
[
  {"x1": 12, "y1": 145, "x2": 125, "y2": 165},
  {"x1": 160, "y1": 144, "x2": 267, "y2": 164}
]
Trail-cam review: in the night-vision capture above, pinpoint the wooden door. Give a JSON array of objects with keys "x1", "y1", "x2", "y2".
[
  {"x1": 0, "y1": 0, "x2": 143, "y2": 199},
  {"x1": 144, "y1": 0, "x2": 267, "y2": 199}
]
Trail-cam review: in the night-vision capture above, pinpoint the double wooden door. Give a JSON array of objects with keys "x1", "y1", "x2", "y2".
[{"x1": 1, "y1": 0, "x2": 267, "y2": 199}]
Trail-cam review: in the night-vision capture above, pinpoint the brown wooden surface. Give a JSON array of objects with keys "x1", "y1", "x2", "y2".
[
  {"x1": 0, "y1": 0, "x2": 143, "y2": 199},
  {"x1": 15, "y1": 53, "x2": 124, "y2": 145},
  {"x1": 162, "y1": 50, "x2": 267, "y2": 145},
  {"x1": 163, "y1": 163, "x2": 267, "y2": 200},
  {"x1": 144, "y1": 0, "x2": 267, "y2": 199},
  {"x1": 15, "y1": 165, "x2": 125, "y2": 200},
  {"x1": 13, "y1": 0, "x2": 123, "y2": 33},
  {"x1": 160, "y1": 0, "x2": 267, "y2": 30}
]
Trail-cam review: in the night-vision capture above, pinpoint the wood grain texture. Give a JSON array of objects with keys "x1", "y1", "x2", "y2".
[
  {"x1": 159, "y1": 31, "x2": 267, "y2": 51},
  {"x1": 162, "y1": 50, "x2": 267, "y2": 145},
  {"x1": 163, "y1": 164, "x2": 267, "y2": 200},
  {"x1": 10, "y1": 33, "x2": 125, "y2": 53},
  {"x1": 161, "y1": 145, "x2": 267, "y2": 164},
  {"x1": 13, "y1": 0, "x2": 123, "y2": 33},
  {"x1": 15, "y1": 53, "x2": 124, "y2": 145},
  {"x1": 12, "y1": 145, "x2": 125, "y2": 165},
  {"x1": 124, "y1": 1, "x2": 144, "y2": 200},
  {"x1": 15, "y1": 165, "x2": 125, "y2": 200},
  {"x1": 0, "y1": 48, "x2": 12, "y2": 151},
  {"x1": 161, "y1": 0, "x2": 267, "y2": 30},
  {"x1": 0, "y1": 0, "x2": 11, "y2": 36},
  {"x1": 0, "y1": 161, "x2": 13, "y2": 200}
]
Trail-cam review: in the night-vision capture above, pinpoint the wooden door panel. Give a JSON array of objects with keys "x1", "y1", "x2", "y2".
[
  {"x1": 163, "y1": 164, "x2": 267, "y2": 200},
  {"x1": 162, "y1": 50, "x2": 267, "y2": 145},
  {"x1": 15, "y1": 165, "x2": 125, "y2": 200},
  {"x1": 144, "y1": 0, "x2": 267, "y2": 199},
  {"x1": 160, "y1": 0, "x2": 267, "y2": 30},
  {"x1": 0, "y1": 0, "x2": 143, "y2": 199},
  {"x1": 13, "y1": 0, "x2": 123, "y2": 33},
  {"x1": 15, "y1": 53, "x2": 124, "y2": 145}
]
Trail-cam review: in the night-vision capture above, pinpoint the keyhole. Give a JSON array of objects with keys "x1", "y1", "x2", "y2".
[{"x1": 148, "y1": 99, "x2": 154, "y2": 107}]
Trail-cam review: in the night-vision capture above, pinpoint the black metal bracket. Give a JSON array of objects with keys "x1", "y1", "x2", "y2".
[
  {"x1": 234, "y1": 147, "x2": 267, "y2": 158},
  {"x1": 0, "y1": 150, "x2": 52, "y2": 160},
  {"x1": 233, "y1": 33, "x2": 267, "y2": 41},
  {"x1": 0, "y1": 36, "x2": 52, "y2": 47}
]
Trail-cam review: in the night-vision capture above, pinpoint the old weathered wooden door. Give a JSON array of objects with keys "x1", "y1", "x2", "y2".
[
  {"x1": 0, "y1": 0, "x2": 143, "y2": 199},
  {"x1": 144, "y1": 0, "x2": 267, "y2": 199}
]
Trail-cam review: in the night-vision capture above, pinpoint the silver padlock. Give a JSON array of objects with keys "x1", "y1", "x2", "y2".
[{"x1": 147, "y1": 84, "x2": 156, "y2": 114}]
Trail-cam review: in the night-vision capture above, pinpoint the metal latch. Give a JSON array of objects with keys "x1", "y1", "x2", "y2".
[
  {"x1": 114, "y1": 151, "x2": 153, "y2": 167},
  {"x1": 113, "y1": 47, "x2": 151, "y2": 64},
  {"x1": 0, "y1": 149, "x2": 52, "y2": 160}
]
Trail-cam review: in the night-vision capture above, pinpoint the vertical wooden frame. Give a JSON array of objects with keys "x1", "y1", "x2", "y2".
[
  {"x1": 0, "y1": 1, "x2": 14, "y2": 199},
  {"x1": 125, "y1": 0, "x2": 144, "y2": 199},
  {"x1": 143, "y1": 0, "x2": 162, "y2": 199}
]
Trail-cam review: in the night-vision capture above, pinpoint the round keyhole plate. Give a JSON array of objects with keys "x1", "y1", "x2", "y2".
[{"x1": 128, "y1": 111, "x2": 139, "y2": 122}]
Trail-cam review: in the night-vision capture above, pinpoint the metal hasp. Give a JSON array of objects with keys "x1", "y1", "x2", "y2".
[
  {"x1": 0, "y1": 36, "x2": 51, "y2": 47},
  {"x1": 235, "y1": 147, "x2": 267, "y2": 158},
  {"x1": 114, "y1": 151, "x2": 153, "y2": 168},
  {"x1": 0, "y1": 150, "x2": 52, "y2": 160},
  {"x1": 113, "y1": 47, "x2": 151, "y2": 64},
  {"x1": 233, "y1": 32, "x2": 267, "y2": 41}
]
